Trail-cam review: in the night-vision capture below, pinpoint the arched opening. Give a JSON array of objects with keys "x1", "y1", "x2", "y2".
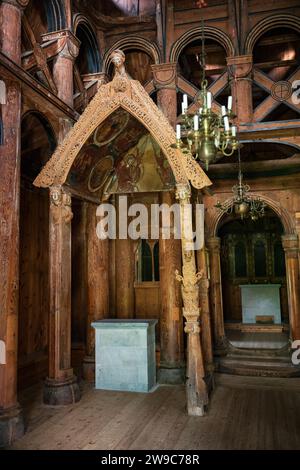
[
  {"x1": 19, "y1": 112, "x2": 56, "y2": 389},
  {"x1": 75, "y1": 22, "x2": 101, "y2": 75},
  {"x1": 252, "y1": 26, "x2": 300, "y2": 122},
  {"x1": 108, "y1": 48, "x2": 154, "y2": 86},
  {"x1": 218, "y1": 210, "x2": 289, "y2": 351},
  {"x1": 23, "y1": 0, "x2": 66, "y2": 46},
  {"x1": 177, "y1": 36, "x2": 230, "y2": 115}
]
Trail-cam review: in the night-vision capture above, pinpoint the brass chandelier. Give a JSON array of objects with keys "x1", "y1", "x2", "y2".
[
  {"x1": 215, "y1": 146, "x2": 266, "y2": 221},
  {"x1": 174, "y1": 22, "x2": 239, "y2": 170}
]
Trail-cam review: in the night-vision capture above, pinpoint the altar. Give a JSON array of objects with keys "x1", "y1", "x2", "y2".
[
  {"x1": 240, "y1": 284, "x2": 282, "y2": 324},
  {"x1": 92, "y1": 319, "x2": 157, "y2": 393}
]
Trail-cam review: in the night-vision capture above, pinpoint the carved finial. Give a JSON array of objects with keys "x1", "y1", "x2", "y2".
[
  {"x1": 110, "y1": 49, "x2": 126, "y2": 77},
  {"x1": 109, "y1": 49, "x2": 131, "y2": 94}
]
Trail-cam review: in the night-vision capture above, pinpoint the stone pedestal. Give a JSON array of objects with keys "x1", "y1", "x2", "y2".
[{"x1": 92, "y1": 320, "x2": 157, "y2": 393}]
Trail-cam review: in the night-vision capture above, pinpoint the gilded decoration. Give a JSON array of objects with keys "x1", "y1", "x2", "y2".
[{"x1": 33, "y1": 50, "x2": 211, "y2": 191}]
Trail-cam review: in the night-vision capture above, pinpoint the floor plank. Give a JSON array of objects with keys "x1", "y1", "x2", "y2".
[{"x1": 10, "y1": 376, "x2": 300, "y2": 450}]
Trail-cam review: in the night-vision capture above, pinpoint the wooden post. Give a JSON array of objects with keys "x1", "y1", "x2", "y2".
[
  {"x1": 83, "y1": 203, "x2": 109, "y2": 382},
  {"x1": 43, "y1": 186, "x2": 80, "y2": 405},
  {"x1": 175, "y1": 184, "x2": 208, "y2": 416},
  {"x1": 52, "y1": 31, "x2": 80, "y2": 108},
  {"x1": 207, "y1": 237, "x2": 228, "y2": 355},
  {"x1": 197, "y1": 248, "x2": 214, "y2": 373},
  {"x1": 115, "y1": 196, "x2": 135, "y2": 318},
  {"x1": 0, "y1": 0, "x2": 29, "y2": 448},
  {"x1": 115, "y1": 238, "x2": 135, "y2": 318},
  {"x1": 227, "y1": 55, "x2": 253, "y2": 124},
  {"x1": 159, "y1": 192, "x2": 184, "y2": 384},
  {"x1": 151, "y1": 63, "x2": 177, "y2": 129},
  {"x1": 282, "y1": 235, "x2": 300, "y2": 342}
]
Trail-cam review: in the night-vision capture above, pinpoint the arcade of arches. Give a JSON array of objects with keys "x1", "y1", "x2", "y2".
[{"x1": 1, "y1": 0, "x2": 300, "y2": 451}]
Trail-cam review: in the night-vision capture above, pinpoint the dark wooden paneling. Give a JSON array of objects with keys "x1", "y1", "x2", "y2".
[{"x1": 18, "y1": 185, "x2": 49, "y2": 389}]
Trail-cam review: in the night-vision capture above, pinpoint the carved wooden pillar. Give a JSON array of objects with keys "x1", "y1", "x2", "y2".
[
  {"x1": 83, "y1": 203, "x2": 109, "y2": 382},
  {"x1": 207, "y1": 237, "x2": 227, "y2": 355},
  {"x1": 176, "y1": 184, "x2": 208, "y2": 416},
  {"x1": 159, "y1": 192, "x2": 184, "y2": 384},
  {"x1": 227, "y1": 55, "x2": 253, "y2": 124},
  {"x1": 151, "y1": 63, "x2": 177, "y2": 128},
  {"x1": 197, "y1": 248, "x2": 214, "y2": 372},
  {"x1": 45, "y1": 31, "x2": 80, "y2": 108},
  {"x1": 44, "y1": 186, "x2": 80, "y2": 405},
  {"x1": 282, "y1": 235, "x2": 300, "y2": 342},
  {"x1": 0, "y1": 0, "x2": 29, "y2": 448}
]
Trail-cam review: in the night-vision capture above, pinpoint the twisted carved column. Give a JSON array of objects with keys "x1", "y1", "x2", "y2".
[
  {"x1": 44, "y1": 186, "x2": 80, "y2": 405},
  {"x1": 0, "y1": 0, "x2": 29, "y2": 448},
  {"x1": 159, "y1": 191, "x2": 184, "y2": 384},
  {"x1": 282, "y1": 235, "x2": 300, "y2": 342},
  {"x1": 175, "y1": 184, "x2": 208, "y2": 416},
  {"x1": 207, "y1": 237, "x2": 227, "y2": 355},
  {"x1": 227, "y1": 55, "x2": 253, "y2": 124}
]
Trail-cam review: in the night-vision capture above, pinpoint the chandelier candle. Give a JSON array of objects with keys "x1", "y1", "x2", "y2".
[{"x1": 172, "y1": 22, "x2": 239, "y2": 169}]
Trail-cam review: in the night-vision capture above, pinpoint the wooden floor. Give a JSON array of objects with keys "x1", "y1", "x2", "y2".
[
  {"x1": 10, "y1": 375, "x2": 300, "y2": 450},
  {"x1": 226, "y1": 330, "x2": 289, "y2": 349}
]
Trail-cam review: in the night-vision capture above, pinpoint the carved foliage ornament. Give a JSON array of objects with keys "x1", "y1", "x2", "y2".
[{"x1": 34, "y1": 50, "x2": 211, "y2": 191}]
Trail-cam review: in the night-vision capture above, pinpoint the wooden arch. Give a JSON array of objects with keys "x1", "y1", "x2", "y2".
[
  {"x1": 245, "y1": 14, "x2": 300, "y2": 55},
  {"x1": 103, "y1": 37, "x2": 162, "y2": 74},
  {"x1": 34, "y1": 54, "x2": 211, "y2": 190},
  {"x1": 170, "y1": 25, "x2": 235, "y2": 63},
  {"x1": 207, "y1": 194, "x2": 295, "y2": 238}
]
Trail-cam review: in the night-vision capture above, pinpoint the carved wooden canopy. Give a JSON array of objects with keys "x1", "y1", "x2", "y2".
[{"x1": 34, "y1": 50, "x2": 211, "y2": 191}]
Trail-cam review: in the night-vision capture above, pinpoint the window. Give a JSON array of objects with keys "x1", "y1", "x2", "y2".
[
  {"x1": 235, "y1": 242, "x2": 247, "y2": 278},
  {"x1": 136, "y1": 240, "x2": 160, "y2": 282}
]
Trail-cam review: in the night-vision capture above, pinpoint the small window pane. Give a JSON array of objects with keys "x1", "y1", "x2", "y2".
[
  {"x1": 141, "y1": 240, "x2": 152, "y2": 282},
  {"x1": 235, "y1": 242, "x2": 247, "y2": 277}
]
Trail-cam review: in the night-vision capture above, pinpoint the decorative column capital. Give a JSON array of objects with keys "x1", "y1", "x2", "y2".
[
  {"x1": 1, "y1": 0, "x2": 29, "y2": 9},
  {"x1": 207, "y1": 236, "x2": 221, "y2": 253},
  {"x1": 175, "y1": 183, "x2": 191, "y2": 202},
  {"x1": 41, "y1": 30, "x2": 80, "y2": 61},
  {"x1": 151, "y1": 62, "x2": 177, "y2": 90},
  {"x1": 227, "y1": 54, "x2": 253, "y2": 80},
  {"x1": 282, "y1": 234, "x2": 299, "y2": 258},
  {"x1": 50, "y1": 186, "x2": 73, "y2": 224}
]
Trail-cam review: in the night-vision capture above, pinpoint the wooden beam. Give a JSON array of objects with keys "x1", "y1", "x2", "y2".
[{"x1": 0, "y1": 52, "x2": 78, "y2": 121}]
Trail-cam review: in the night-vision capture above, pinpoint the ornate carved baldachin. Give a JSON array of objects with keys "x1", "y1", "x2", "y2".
[{"x1": 34, "y1": 50, "x2": 211, "y2": 191}]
